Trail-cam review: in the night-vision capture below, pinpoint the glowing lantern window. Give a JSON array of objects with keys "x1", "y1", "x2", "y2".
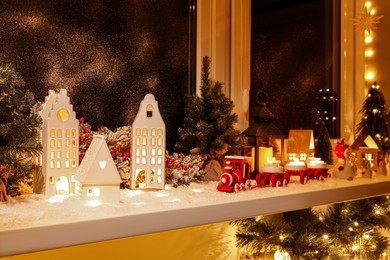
[
  {"x1": 56, "y1": 176, "x2": 69, "y2": 194},
  {"x1": 57, "y1": 108, "x2": 69, "y2": 122}
]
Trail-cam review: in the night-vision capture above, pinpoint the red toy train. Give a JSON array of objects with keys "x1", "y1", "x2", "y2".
[{"x1": 216, "y1": 155, "x2": 329, "y2": 193}]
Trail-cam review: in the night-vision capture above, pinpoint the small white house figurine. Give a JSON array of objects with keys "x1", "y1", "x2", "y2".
[
  {"x1": 74, "y1": 135, "x2": 122, "y2": 202},
  {"x1": 131, "y1": 93, "x2": 166, "y2": 190},
  {"x1": 38, "y1": 89, "x2": 79, "y2": 195},
  {"x1": 350, "y1": 133, "x2": 379, "y2": 171}
]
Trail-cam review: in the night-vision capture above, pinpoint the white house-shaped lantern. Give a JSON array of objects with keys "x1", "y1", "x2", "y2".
[
  {"x1": 75, "y1": 135, "x2": 122, "y2": 202},
  {"x1": 131, "y1": 93, "x2": 166, "y2": 190},
  {"x1": 40, "y1": 89, "x2": 79, "y2": 196},
  {"x1": 350, "y1": 134, "x2": 379, "y2": 171},
  {"x1": 287, "y1": 129, "x2": 315, "y2": 162}
]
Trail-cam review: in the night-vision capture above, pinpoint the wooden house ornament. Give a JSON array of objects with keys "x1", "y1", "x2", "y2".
[
  {"x1": 75, "y1": 135, "x2": 122, "y2": 202},
  {"x1": 350, "y1": 133, "x2": 379, "y2": 171},
  {"x1": 287, "y1": 129, "x2": 315, "y2": 162},
  {"x1": 131, "y1": 93, "x2": 166, "y2": 190},
  {"x1": 39, "y1": 89, "x2": 79, "y2": 196}
]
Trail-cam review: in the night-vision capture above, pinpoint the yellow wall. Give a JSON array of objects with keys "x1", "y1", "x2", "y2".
[{"x1": 3, "y1": 222, "x2": 239, "y2": 260}]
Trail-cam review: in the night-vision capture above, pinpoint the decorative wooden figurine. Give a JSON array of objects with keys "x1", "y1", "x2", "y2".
[
  {"x1": 131, "y1": 94, "x2": 166, "y2": 190},
  {"x1": 39, "y1": 89, "x2": 79, "y2": 195},
  {"x1": 75, "y1": 135, "x2": 122, "y2": 202}
]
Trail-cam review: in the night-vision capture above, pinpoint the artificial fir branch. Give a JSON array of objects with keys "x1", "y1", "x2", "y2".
[
  {"x1": 232, "y1": 196, "x2": 390, "y2": 259},
  {"x1": 0, "y1": 61, "x2": 42, "y2": 201}
]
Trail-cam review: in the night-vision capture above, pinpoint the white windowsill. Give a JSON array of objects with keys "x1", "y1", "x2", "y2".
[{"x1": 1, "y1": 176, "x2": 390, "y2": 257}]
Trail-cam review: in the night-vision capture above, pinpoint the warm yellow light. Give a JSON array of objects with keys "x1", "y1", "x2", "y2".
[
  {"x1": 365, "y1": 72, "x2": 375, "y2": 80},
  {"x1": 364, "y1": 234, "x2": 370, "y2": 240},
  {"x1": 279, "y1": 235, "x2": 285, "y2": 240},
  {"x1": 365, "y1": 1, "x2": 372, "y2": 8},
  {"x1": 375, "y1": 209, "x2": 381, "y2": 215},
  {"x1": 348, "y1": 227, "x2": 353, "y2": 231},
  {"x1": 365, "y1": 49, "x2": 374, "y2": 57},
  {"x1": 354, "y1": 221, "x2": 359, "y2": 226},
  {"x1": 365, "y1": 36, "x2": 373, "y2": 43},
  {"x1": 370, "y1": 9, "x2": 376, "y2": 15},
  {"x1": 323, "y1": 234, "x2": 329, "y2": 239},
  {"x1": 352, "y1": 244, "x2": 359, "y2": 251}
]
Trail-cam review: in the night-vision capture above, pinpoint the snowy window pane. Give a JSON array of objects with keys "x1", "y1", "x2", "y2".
[
  {"x1": 50, "y1": 161, "x2": 54, "y2": 169},
  {"x1": 157, "y1": 169, "x2": 162, "y2": 175},
  {"x1": 136, "y1": 137, "x2": 140, "y2": 146},
  {"x1": 157, "y1": 129, "x2": 163, "y2": 136},
  {"x1": 151, "y1": 138, "x2": 156, "y2": 146},
  {"x1": 142, "y1": 138, "x2": 147, "y2": 146},
  {"x1": 151, "y1": 149, "x2": 156, "y2": 156},
  {"x1": 72, "y1": 151, "x2": 76, "y2": 159},
  {"x1": 142, "y1": 158, "x2": 146, "y2": 165},
  {"x1": 151, "y1": 157, "x2": 155, "y2": 165},
  {"x1": 56, "y1": 161, "x2": 61, "y2": 169},
  {"x1": 66, "y1": 151, "x2": 70, "y2": 159},
  {"x1": 158, "y1": 149, "x2": 162, "y2": 156},
  {"x1": 57, "y1": 140, "x2": 62, "y2": 148},
  {"x1": 56, "y1": 151, "x2": 61, "y2": 159},
  {"x1": 72, "y1": 129, "x2": 76, "y2": 138},
  {"x1": 72, "y1": 140, "x2": 76, "y2": 147},
  {"x1": 50, "y1": 129, "x2": 55, "y2": 137},
  {"x1": 72, "y1": 160, "x2": 77, "y2": 168},
  {"x1": 66, "y1": 139, "x2": 71, "y2": 147},
  {"x1": 157, "y1": 176, "x2": 162, "y2": 183},
  {"x1": 66, "y1": 129, "x2": 70, "y2": 138},
  {"x1": 136, "y1": 148, "x2": 140, "y2": 156},
  {"x1": 50, "y1": 139, "x2": 55, "y2": 148},
  {"x1": 65, "y1": 161, "x2": 70, "y2": 168},
  {"x1": 57, "y1": 129, "x2": 62, "y2": 138},
  {"x1": 157, "y1": 157, "x2": 162, "y2": 165},
  {"x1": 50, "y1": 151, "x2": 55, "y2": 160},
  {"x1": 151, "y1": 128, "x2": 156, "y2": 136},
  {"x1": 157, "y1": 137, "x2": 162, "y2": 146},
  {"x1": 136, "y1": 128, "x2": 141, "y2": 136},
  {"x1": 142, "y1": 148, "x2": 146, "y2": 156}
]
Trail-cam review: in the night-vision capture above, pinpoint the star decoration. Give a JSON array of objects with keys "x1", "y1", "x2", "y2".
[{"x1": 353, "y1": 8, "x2": 384, "y2": 34}]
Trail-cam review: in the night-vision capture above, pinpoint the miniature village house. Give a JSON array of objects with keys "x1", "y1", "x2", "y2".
[
  {"x1": 350, "y1": 133, "x2": 379, "y2": 171},
  {"x1": 75, "y1": 135, "x2": 122, "y2": 202},
  {"x1": 287, "y1": 129, "x2": 315, "y2": 162},
  {"x1": 131, "y1": 93, "x2": 166, "y2": 190},
  {"x1": 39, "y1": 89, "x2": 79, "y2": 195}
]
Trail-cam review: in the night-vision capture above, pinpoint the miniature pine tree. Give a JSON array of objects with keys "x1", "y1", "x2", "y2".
[
  {"x1": 315, "y1": 124, "x2": 333, "y2": 164},
  {"x1": 355, "y1": 82, "x2": 390, "y2": 153},
  {"x1": 0, "y1": 62, "x2": 42, "y2": 201},
  {"x1": 175, "y1": 56, "x2": 244, "y2": 159}
]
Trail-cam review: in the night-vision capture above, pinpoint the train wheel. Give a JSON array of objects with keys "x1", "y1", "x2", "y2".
[
  {"x1": 304, "y1": 176, "x2": 308, "y2": 184},
  {"x1": 283, "y1": 179, "x2": 288, "y2": 187},
  {"x1": 276, "y1": 181, "x2": 281, "y2": 187},
  {"x1": 240, "y1": 183, "x2": 246, "y2": 190},
  {"x1": 245, "y1": 179, "x2": 251, "y2": 189},
  {"x1": 234, "y1": 183, "x2": 241, "y2": 192},
  {"x1": 319, "y1": 175, "x2": 325, "y2": 181}
]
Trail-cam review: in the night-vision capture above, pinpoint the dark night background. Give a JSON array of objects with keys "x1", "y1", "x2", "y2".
[
  {"x1": 0, "y1": 0, "x2": 190, "y2": 151},
  {"x1": 251, "y1": 0, "x2": 340, "y2": 137}
]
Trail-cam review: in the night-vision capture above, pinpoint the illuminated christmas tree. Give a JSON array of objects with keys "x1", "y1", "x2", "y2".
[
  {"x1": 355, "y1": 82, "x2": 390, "y2": 154},
  {"x1": 0, "y1": 62, "x2": 42, "y2": 201}
]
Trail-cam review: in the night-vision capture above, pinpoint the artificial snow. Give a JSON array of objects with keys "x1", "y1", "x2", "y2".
[{"x1": 1, "y1": 174, "x2": 390, "y2": 231}]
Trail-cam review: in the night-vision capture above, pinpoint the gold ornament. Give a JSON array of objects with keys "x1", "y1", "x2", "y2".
[{"x1": 353, "y1": 8, "x2": 384, "y2": 34}]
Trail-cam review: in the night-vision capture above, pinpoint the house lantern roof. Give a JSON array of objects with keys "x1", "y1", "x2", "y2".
[{"x1": 242, "y1": 96, "x2": 285, "y2": 138}]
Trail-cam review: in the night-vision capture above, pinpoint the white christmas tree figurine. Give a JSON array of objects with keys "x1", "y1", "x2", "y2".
[
  {"x1": 38, "y1": 89, "x2": 79, "y2": 195},
  {"x1": 131, "y1": 93, "x2": 166, "y2": 190},
  {"x1": 75, "y1": 135, "x2": 122, "y2": 203}
]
